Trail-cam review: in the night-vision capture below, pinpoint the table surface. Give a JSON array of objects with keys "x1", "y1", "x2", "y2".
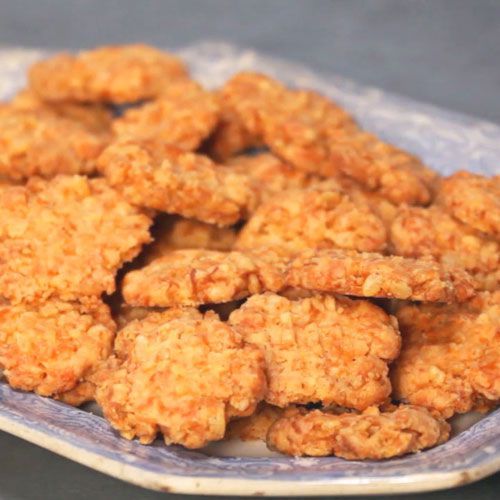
[{"x1": 0, "y1": 1, "x2": 498, "y2": 499}]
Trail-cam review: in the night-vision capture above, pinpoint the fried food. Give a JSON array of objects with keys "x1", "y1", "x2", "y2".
[
  {"x1": 94, "y1": 308, "x2": 266, "y2": 448},
  {"x1": 0, "y1": 108, "x2": 106, "y2": 180},
  {"x1": 390, "y1": 206, "x2": 499, "y2": 290},
  {"x1": 229, "y1": 293, "x2": 400, "y2": 409},
  {"x1": 97, "y1": 139, "x2": 257, "y2": 226},
  {"x1": 437, "y1": 171, "x2": 500, "y2": 238},
  {"x1": 235, "y1": 188, "x2": 387, "y2": 253},
  {"x1": 267, "y1": 405, "x2": 450, "y2": 459},
  {"x1": 0, "y1": 298, "x2": 115, "y2": 398},
  {"x1": 0, "y1": 175, "x2": 152, "y2": 303},
  {"x1": 122, "y1": 249, "x2": 287, "y2": 307},
  {"x1": 391, "y1": 292, "x2": 500, "y2": 418},
  {"x1": 29, "y1": 44, "x2": 188, "y2": 103},
  {"x1": 287, "y1": 249, "x2": 476, "y2": 303},
  {"x1": 112, "y1": 80, "x2": 220, "y2": 150}
]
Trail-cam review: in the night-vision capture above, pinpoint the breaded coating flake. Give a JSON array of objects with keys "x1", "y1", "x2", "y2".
[
  {"x1": 287, "y1": 249, "x2": 476, "y2": 303},
  {"x1": 0, "y1": 176, "x2": 152, "y2": 303},
  {"x1": 235, "y1": 187, "x2": 387, "y2": 253},
  {"x1": 94, "y1": 309, "x2": 266, "y2": 448},
  {"x1": 0, "y1": 108, "x2": 106, "y2": 180},
  {"x1": 267, "y1": 405, "x2": 450, "y2": 459},
  {"x1": 392, "y1": 292, "x2": 500, "y2": 418},
  {"x1": 29, "y1": 44, "x2": 188, "y2": 103},
  {"x1": 229, "y1": 293, "x2": 401, "y2": 409},
  {"x1": 0, "y1": 299, "x2": 115, "y2": 397},
  {"x1": 438, "y1": 171, "x2": 500, "y2": 238},
  {"x1": 97, "y1": 139, "x2": 257, "y2": 226},
  {"x1": 122, "y1": 249, "x2": 287, "y2": 307},
  {"x1": 113, "y1": 80, "x2": 220, "y2": 150}
]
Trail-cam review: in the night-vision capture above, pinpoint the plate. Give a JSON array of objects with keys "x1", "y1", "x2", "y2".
[{"x1": 0, "y1": 41, "x2": 499, "y2": 496}]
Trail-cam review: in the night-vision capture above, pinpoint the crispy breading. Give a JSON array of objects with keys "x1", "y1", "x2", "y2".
[
  {"x1": 287, "y1": 249, "x2": 476, "y2": 303},
  {"x1": 0, "y1": 108, "x2": 106, "y2": 180},
  {"x1": 235, "y1": 188, "x2": 387, "y2": 253},
  {"x1": 97, "y1": 139, "x2": 258, "y2": 226},
  {"x1": 114, "y1": 304, "x2": 166, "y2": 330},
  {"x1": 28, "y1": 44, "x2": 188, "y2": 103},
  {"x1": 122, "y1": 249, "x2": 288, "y2": 307},
  {"x1": 229, "y1": 293, "x2": 400, "y2": 409},
  {"x1": 0, "y1": 299, "x2": 115, "y2": 398},
  {"x1": 391, "y1": 292, "x2": 500, "y2": 418},
  {"x1": 113, "y1": 80, "x2": 220, "y2": 150},
  {"x1": 390, "y1": 206, "x2": 499, "y2": 290},
  {"x1": 267, "y1": 405, "x2": 450, "y2": 459},
  {"x1": 438, "y1": 171, "x2": 500, "y2": 238},
  {"x1": 94, "y1": 309, "x2": 266, "y2": 448},
  {"x1": 0, "y1": 176, "x2": 152, "y2": 303}
]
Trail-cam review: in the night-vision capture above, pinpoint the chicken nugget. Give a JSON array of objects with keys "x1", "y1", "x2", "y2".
[
  {"x1": 122, "y1": 249, "x2": 287, "y2": 307},
  {"x1": 112, "y1": 80, "x2": 219, "y2": 150},
  {"x1": 28, "y1": 44, "x2": 188, "y2": 104},
  {"x1": 0, "y1": 298, "x2": 115, "y2": 398},
  {"x1": 437, "y1": 171, "x2": 500, "y2": 238},
  {"x1": 229, "y1": 293, "x2": 400, "y2": 409},
  {"x1": 391, "y1": 292, "x2": 500, "y2": 418},
  {"x1": 287, "y1": 249, "x2": 476, "y2": 303},
  {"x1": 235, "y1": 188, "x2": 387, "y2": 253},
  {"x1": 267, "y1": 405, "x2": 450, "y2": 459},
  {"x1": 94, "y1": 309, "x2": 266, "y2": 448},
  {"x1": 0, "y1": 175, "x2": 152, "y2": 303},
  {"x1": 390, "y1": 206, "x2": 499, "y2": 290},
  {"x1": 97, "y1": 139, "x2": 257, "y2": 226}
]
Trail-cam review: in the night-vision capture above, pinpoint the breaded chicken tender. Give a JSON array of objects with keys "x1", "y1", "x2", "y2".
[
  {"x1": 229, "y1": 293, "x2": 400, "y2": 409},
  {"x1": 0, "y1": 299, "x2": 115, "y2": 398},
  {"x1": 122, "y1": 249, "x2": 287, "y2": 307},
  {"x1": 287, "y1": 249, "x2": 476, "y2": 303},
  {"x1": 94, "y1": 308, "x2": 266, "y2": 448},
  {"x1": 0, "y1": 108, "x2": 106, "y2": 180},
  {"x1": 391, "y1": 292, "x2": 500, "y2": 418},
  {"x1": 438, "y1": 171, "x2": 500, "y2": 238},
  {"x1": 97, "y1": 139, "x2": 257, "y2": 226},
  {"x1": 390, "y1": 206, "x2": 499, "y2": 290},
  {"x1": 113, "y1": 80, "x2": 220, "y2": 150},
  {"x1": 267, "y1": 405, "x2": 450, "y2": 459},
  {"x1": 0, "y1": 176, "x2": 152, "y2": 303},
  {"x1": 235, "y1": 188, "x2": 387, "y2": 253},
  {"x1": 29, "y1": 44, "x2": 188, "y2": 103}
]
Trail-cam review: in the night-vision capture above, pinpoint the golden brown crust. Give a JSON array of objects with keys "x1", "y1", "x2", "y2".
[
  {"x1": 0, "y1": 175, "x2": 152, "y2": 303},
  {"x1": 229, "y1": 293, "x2": 400, "y2": 409},
  {"x1": 94, "y1": 309, "x2": 266, "y2": 448},
  {"x1": 29, "y1": 44, "x2": 188, "y2": 103},
  {"x1": 391, "y1": 292, "x2": 500, "y2": 418},
  {"x1": 287, "y1": 249, "x2": 476, "y2": 303},
  {"x1": 267, "y1": 405, "x2": 450, "y2": 459},
  {"x1": 122, "y1": 249, "x2": 288, "y2": 307}
]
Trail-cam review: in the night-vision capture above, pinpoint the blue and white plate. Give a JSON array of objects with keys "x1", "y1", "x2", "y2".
[{"x1": 0, "y1": 41, "x2": 499, "y2": 496}]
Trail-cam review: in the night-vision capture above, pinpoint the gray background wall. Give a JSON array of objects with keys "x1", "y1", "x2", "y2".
[{"x1": 0, "y1": 1, "x2": 498, "y2": 499}]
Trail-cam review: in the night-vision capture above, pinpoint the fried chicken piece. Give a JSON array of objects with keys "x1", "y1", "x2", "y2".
[
  {"x1": 97, "y1": 139, "x2": 257, "y2": 226},
  {"x1": 390, "y1": 206, "x2": 499, "y2": 290},
  {"x1": 287, "y1": 249, "x2": 476, "y2": 303},
  {"x1": 0, "y1": 108, "x2": 106, "y2": 180},
  {"x1": 113, "y1": 80, "x2": 220, "y2": 150},
  {"x1": 391, "y1": 292, "x2": 500, "y2": 418},
  {"x1": 267, "y1": 405, "x2": 450, "y2": 459},
  {"x1": 229, "y1": 293, "x2": 400, "y2": 409},
  {"x1": 28, "y1": 44, "x2": 188, "y2": 104},
  {"x1": 0, "y1": 176, "x2": 152, "y2": 303},
  {"x1": 437, "y1": 171, "x2": 500, "y2": 238},
  {"x1": 122, "y1": 249, "x2": 287, "y2": 307},
  {"x1": 94, "y1": 308, "x2": 266, "y2": 448},
  {"x1": 0, "y1": 299, "x2": 115, "y2": 398},
  {"x1": 235, "y1": 188, "x2": 387, "y2": 253}
]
